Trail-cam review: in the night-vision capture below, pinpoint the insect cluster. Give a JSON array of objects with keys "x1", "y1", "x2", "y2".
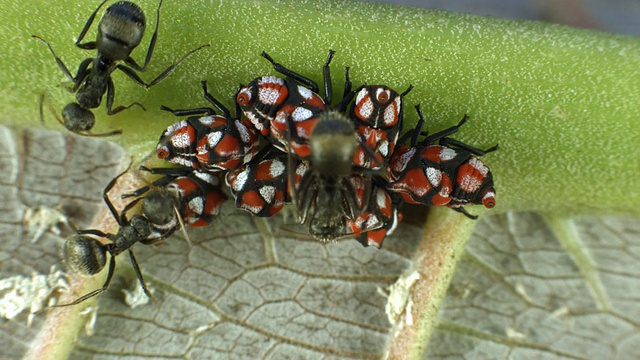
[{"x1": 34, "y1": 1, "x2": 498, "y2": 307}]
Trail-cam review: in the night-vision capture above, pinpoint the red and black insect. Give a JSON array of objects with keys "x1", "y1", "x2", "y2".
[
  {"x1": 33, "y1": 0, "x2": 207, "y2": 137},
  {"x1": 235, "y1": 50, "x2": 335, "y2": 160},
  {"x1": 123, "y1": 165, "x2": 227, "y2": 229},
  {"x1": 157, "y1": 81, "x2": 259, "y2": 171},
  {"x1": 225, "y1": 150, "x2": 291, "y2": 217},
  {"x1": 347, "y1": 184, "x2": 402, "y2": 248},
  {"x1": 344, "y1": 69, "x2": 413, "y2": 170},
  {"x1": 386, "y1": 105, "x2": 498, "y2": 219}
]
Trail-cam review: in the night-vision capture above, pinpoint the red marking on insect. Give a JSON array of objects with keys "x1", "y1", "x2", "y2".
[
  {"x1": 168, "y1": 171, "x2": 227, "y2": 227},
  {"x1": 225, "y1": 152, "x2": 291, "y2": 217},
  {"x1": 348, "y1": 187, "x2": 402, "y2": 248},
  {"x1": 158, "y1": 81, "x2": 259, "y2": 172},
  {"x1": 386, "y1": 105, "x2": 498, "y2": 219},
  {"x1": 348, "y1": 85, "x2": 412, "y2": 170}
]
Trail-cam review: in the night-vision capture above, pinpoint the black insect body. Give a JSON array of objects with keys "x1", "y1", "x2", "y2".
[
  {"x1": 55, "y1": 165, "x2": 172, "y2": 307},
  {"x1": 33, "y1": 0, "x2": 208, "y2": 136},
  {"x1": 293, "y1": 110, "x2": 371, "y2": 241}
]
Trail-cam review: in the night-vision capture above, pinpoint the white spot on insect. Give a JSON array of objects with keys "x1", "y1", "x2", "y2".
[
  {"x1": 269, "y1": 159, "x2": 285, "y2": 178},
  {"x1": 291, "y1": 107, "x2": 313, "y2": 123},
  {"x1": 482, "y1": 191, "x2": 496, "y2": 202},
  {"x1": 243, "y1": 203, "x2": 264, "y2": 215},
  {"x1": 230, "y1": 168, "x2": 250, "y2": 192},
  {"x1": 259, "y1": 185, "x2": 276, "y2": 203},
  {"x1": 235, "y1": 120, "x2": 252, "y2": 144},
  {"x1": 192, "y1": 171, "x2": 218, "y2": 186},
  {"x1": 206, "y1": 131, "x2": 223, "y2": 148},
  {"x1": 356, "y1": 90, "x2": 374, "y2": 120},
  {"x1": 439, "y1": 147, "x2": 457, "y2": 161},
  {"x1": 0, "y1": 266, "x2": 68, "y2": 327},
  {"x1": 382, "y1": 99, "x2": 398, "y2": 126},
  {"x1": 390, "y1": 147, "x2": 415, "y2": 174},
  {"x1": 379, "y1": 140, "x2": 389, "y2": 157},
  {"x1": 459, "y1": 173, "x2": 482, "y2": 192},
  {"x1": 188, "y1": 197, "x2": 205, "y2": 216},
  {"x1": 425, "y1": 167, "x2": 442, "y2": 187},
  {"x1": 198, "y1": 115, "x2": 216, "y2": 126},
  {"x1": 164, "y1": 120, "x2": 187, "y2": 137},
  {"x1": 171, "y1": 129, "x2": 194, "y2": 149},
  {"x1": 376, "y1": 189, "x2": 388, "y2": 210},
  {"x1": 296, "y1": 85, "x2": 313, "y2": 99},
  {"x1": 469, "y1": 157, "x2": 489, "y2": 175},
  {"x1": 296, "y1": 162, "x2": 309, "y2": 176},
  {"x1": 172, "y1": 157, "x2": 195, "y2": 168}
]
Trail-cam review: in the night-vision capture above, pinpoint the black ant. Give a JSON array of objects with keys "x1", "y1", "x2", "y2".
[
  {"x1": 54, "y1": 163, "x2": 178, "y2": 307},
  {"x1": 33, "y1": 0, "x2": 209, "y2": 137}
]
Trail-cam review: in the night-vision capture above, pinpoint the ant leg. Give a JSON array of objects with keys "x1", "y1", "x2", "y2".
[
  {"x1": 74, "y1": 0, "x2": 110, "y2": 49},
  {"x1": 52, "y1": 255, "x2": 117, "y2": 307},
  {"x1": 261, "y1": 51, "x2": 320, "y2": 93},
  {"x1": 77, "y1": 229, "x2": 108, "y2": 237},
  {"x1": 118, "y1": 44, "x2": 209, "y2": 88},
  {"x1": 321, "y1": 49, "x2": 335, "y2": 104},
  {"x1": 439, "y1": 137, "x2": 499, "y2": 156},
  {"x1": 104, "y1": 77, "x2": 146, "y2": 115},
  {"x1": 103, "y1": 162, "x2": 133, "y2": 227},
  {"x1": 31, "y1": 35, "x2": 91, "y2": 84},
  {"x1": 125, "y1": 0, "x2": 163, "y2": 71},
  {"x1": 200, "y1": 80, "x2": 231, "y2": 117},
  {"x1": 128, "y1": 249, "x2": 153, "y2": 299}
]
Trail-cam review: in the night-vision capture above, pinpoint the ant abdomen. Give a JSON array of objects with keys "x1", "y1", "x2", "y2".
[
  {"x1": 63, "y1": 234, "x2": 107, "y2": 276},
  {"x1": 97, "y1": 1, "x2": 146, "y2": 61}
]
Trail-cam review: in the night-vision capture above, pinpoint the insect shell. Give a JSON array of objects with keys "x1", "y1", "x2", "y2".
[
  {"x1": 33, "y1": 0, "x2": 208, "y2": 136},
  {"x1": 348, "y1": 84, "x2": 413, "y2": 170},
  {"x1": 225, "y1": 151, "x2": 292, "y2": 218},
  {"x1": 235, "y1": 50, "x2": 335, "y2": 160},
  {"x1": 157, "y1": 81, "x2": 259, "y2": 172},
  {"x1": 347, "y1": 185, "x2": 402, "y2": 249},
  {"x1": 386, "y1": 105, "x2": 498, "y2": 219}
]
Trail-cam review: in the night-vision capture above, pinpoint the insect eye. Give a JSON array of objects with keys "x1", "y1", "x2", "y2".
[
  {"x1": 157, "y1": 146, "x2": 170, "y2": 159},
  {"x1": 236, "y1": 89, "x2": 252, "y2": 105},
  {"x1": 376, "y1": 90, "x2": 390, "y2": 104}
]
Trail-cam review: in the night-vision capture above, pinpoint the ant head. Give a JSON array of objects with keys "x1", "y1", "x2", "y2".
[
  {"x1": 97, "y1": 1, "x2": 146, "y2": 61},
  {"x1": 141, "y1": 190, "x2": 178, "y2": 226},
  {"x1": 62, "y1": 103, "x2": 96, "y2": 132},
  {"x1": 310, "y1": 110, "x2": 356, "y2": 176},
  {"x1": 63, "y1": 234, "x2": 107, "y2": 276}
]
